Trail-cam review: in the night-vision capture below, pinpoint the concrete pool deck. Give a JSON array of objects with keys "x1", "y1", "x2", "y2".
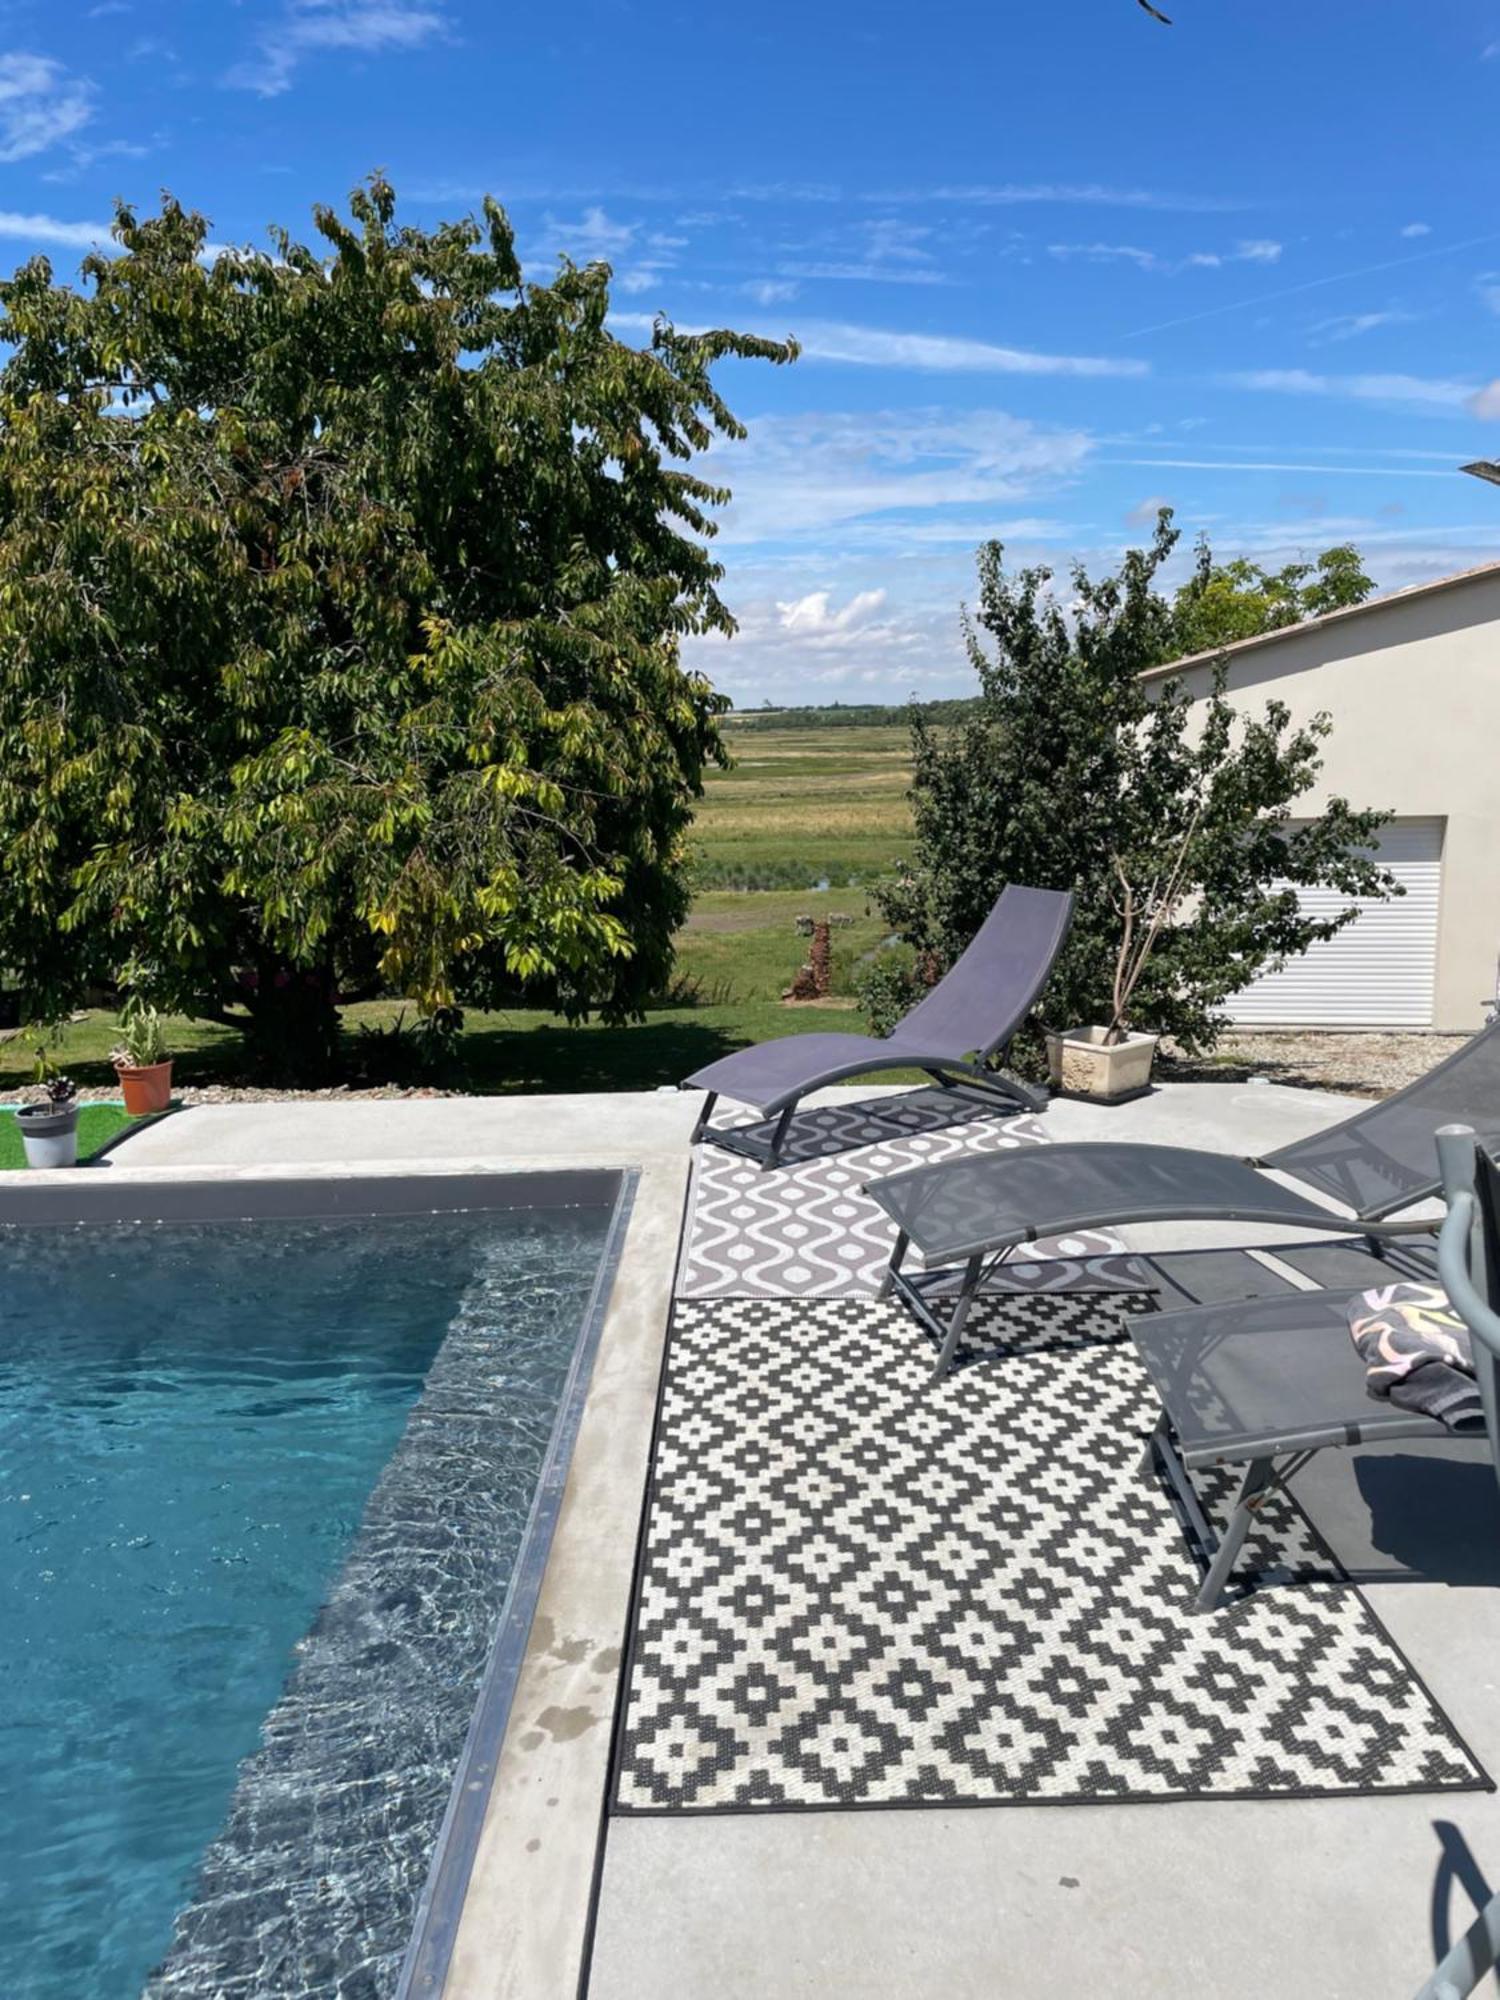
[{"x1": 47, "y1": 1082, "x2": 1500, "y2": 1999}]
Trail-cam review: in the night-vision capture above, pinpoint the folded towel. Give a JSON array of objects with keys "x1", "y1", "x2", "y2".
[{"x1": 1346, "y1": 1282, "x2": 1485, "y2": 1433}]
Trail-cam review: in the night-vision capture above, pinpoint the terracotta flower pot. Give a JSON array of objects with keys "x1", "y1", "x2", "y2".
[{"x1": 115, "y1": 1058, "x2": 174, "y2": 1116}]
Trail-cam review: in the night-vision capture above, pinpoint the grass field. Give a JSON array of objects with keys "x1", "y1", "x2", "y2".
[
  {"x1": 689, "y1": 722, "x2": 913, "y2": 889},
  {"x1": 0, "y1": 721, "x2": 919, "y2": 1099}
]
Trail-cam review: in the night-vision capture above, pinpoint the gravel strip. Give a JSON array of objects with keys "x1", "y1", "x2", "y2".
[{"x1": 1161, "y1": 1031, "x2": 1475, "y2": 1100}]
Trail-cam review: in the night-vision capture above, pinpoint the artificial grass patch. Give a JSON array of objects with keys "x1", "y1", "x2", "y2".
[{"x1": 0, "y1": 1103, "x2": 140, "y2": 1170}]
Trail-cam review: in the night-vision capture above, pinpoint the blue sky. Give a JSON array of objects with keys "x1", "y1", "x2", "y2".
[{"x1": 3, "y1": 1, "x2": 1500, "y2": 703}]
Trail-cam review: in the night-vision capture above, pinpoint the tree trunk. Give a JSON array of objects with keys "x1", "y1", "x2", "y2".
[{"x1": 239, "y1": 964, "x2": 343, "y2": 1086}]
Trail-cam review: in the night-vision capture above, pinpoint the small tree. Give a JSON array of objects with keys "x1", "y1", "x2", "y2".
[
  {"x1": 1104, "y1": 804, "x2": 1202, "y2": 1041},
  {"x1": 0, "y1": 179, "x2": 794, "y2": 1081},
  {"x1": 875, "y1": 513, "x2": 1395, "y2": 1054}
]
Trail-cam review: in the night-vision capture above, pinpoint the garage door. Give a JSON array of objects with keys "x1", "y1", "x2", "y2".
[{"x1": 1226, "y1": 817, "x2": 1443, "y2": 1028}]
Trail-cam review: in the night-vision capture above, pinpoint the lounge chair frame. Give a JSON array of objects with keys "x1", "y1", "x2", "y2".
[
  {"x1": 1138, "y1": 1125, "x2": 1500, "y2": 1613},
  {"x1": 866, "y1": 1017, "x2": 1500, "y2": 1369},
  {"x1": 684, "y1": 884, "x2": 1075, "y2": 1169},
  {"x1": 691, "y1": 1057, "x2": 1046, "y2": 1172}
]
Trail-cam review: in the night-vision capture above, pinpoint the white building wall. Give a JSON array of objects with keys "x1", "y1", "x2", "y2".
[{"x1": 1145, "y1": 566, "x2": 1500, "y2": 1031}]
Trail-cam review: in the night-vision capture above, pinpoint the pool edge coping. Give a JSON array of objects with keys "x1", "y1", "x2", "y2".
[
  {"x1": 394, "y1": 1166, "x2": 639, "y2": 2000},
  {"x1": 435, "y1": 1150, "x2": 690, "y2": 2000}
]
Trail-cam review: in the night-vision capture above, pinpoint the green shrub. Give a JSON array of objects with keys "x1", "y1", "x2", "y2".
[
  {"x1": 881, "y1": 515, "x2": 1396, "y2": 1053},
  {"x1": 855, "y1": 948, "x2": 924, "y2": 1037}
]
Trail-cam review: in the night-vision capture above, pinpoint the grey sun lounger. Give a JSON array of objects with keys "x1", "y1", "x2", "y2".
[
  {"x1": 867, "y1": 1016, "x2": 1500, "y2": 1376},
  {"x1": 683, "y1": 883, "x2": 1074, "y2": 1169},
  {"x1": 1128, "y1": 1125, "x2": 1500, "y2": 1614}
]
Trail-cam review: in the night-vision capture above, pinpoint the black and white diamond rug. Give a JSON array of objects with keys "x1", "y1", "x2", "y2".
[
  {"x1": 679, "y1": 1091, "x2": 1149, "y2": 1299},
  {"x1": 612, "y1": 1294, "x2": 1488, "y2": 1813}
]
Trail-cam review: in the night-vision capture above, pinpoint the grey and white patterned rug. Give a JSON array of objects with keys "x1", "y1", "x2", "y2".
[
  {"x1": 613, "y1": 1294, "x2": 1488, "y2": 1813},
  {"x1": 680, "y1": 1091, "x2": 1149, "y2": 1299}
]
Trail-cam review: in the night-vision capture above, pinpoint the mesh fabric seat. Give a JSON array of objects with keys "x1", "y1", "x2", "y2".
[
  {"x1": 1130, "y1": 1290, "x2": 1448, "y2": 1471},
  {"x1": 869, "y1": 1142, "x2": 1339, "y2": 1265}
]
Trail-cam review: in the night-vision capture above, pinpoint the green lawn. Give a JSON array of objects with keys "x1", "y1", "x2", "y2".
[
  {"x1": 680, "y1": 887, "x2": 890, "y2": 1004},
  {"x1": 0, "y1": 996, "x2": 907, "y2": 1098},
  {"x1": 0, "y1": 1102, "x2": 139, "y2": 1169}
]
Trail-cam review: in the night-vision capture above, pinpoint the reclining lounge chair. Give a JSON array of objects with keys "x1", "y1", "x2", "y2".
[
  {"x1": 1128, "y1": 1124, "x2": 1500, "y2": 1612},
  {"x1": 682, "y1": 883, "x2": 1074, "y2": 1169},
  {"x1": 866, "y1": 1018, "x2": 1500, "y2": 1376}
]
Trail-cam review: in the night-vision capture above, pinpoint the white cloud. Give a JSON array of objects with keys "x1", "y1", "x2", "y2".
[
  {"x1": 1307, "y1": 308, "x2": 1420, "y2": 344},
  {"x1": 613, "y1": 310, "x2": 1146, "y2": 379},
  {"x1": 727, "y1": 179, "x2": 842, "y2": 204},
  {"x1": 1125, "y1": 494, "x2": 1173, "y2": 527},
  {"x1": 1222, "y1": 367, "x2": 1477, "y2": 412},
  {"x1": 543, "y1": 204, "x2": 635, "y2": 261},
  {"x1": 776, "y1": 587, "x2": 888, "y2": 641},
  {"x1": 773, "y1": 216, "x2": 951, "y2": 287},
  {"x1": 1048, "y1": 237, "x2": 1281, "y2": 275},
  {"x1": 1470, "y1": 379, "x2": 1500, "y2": 420},
  {"x1": 791, "y1": 323, "x2": 1145, "y2": 377},
  {"x1": 703, "y1": 594, "x2": 946, "y2": 697},
  {"x1": 775, "y1": 260, "x2": 949, "y2": 286},
  {"x1": 743, "y1": 278, "x2": 798, "y2": 306},
  {"x1": 1401, "y1": 221, "x2": 1432, "y2": 238},
  {"x1": 0, "y1": 52, "x2": 94, "y2": 161},
  {"x1": 908, "y1": 182, "x2": 1248, "y2": 213},
  {"x1": 42, "y1": 134, "x2": 151, "y2": 183},
  {"x1": 1104, "y1": 455, "x2": 1457, "y2": 479},
  {"x1": 0, "y1": 208, "x2": 110, "y2": 248},
  {"x1": 1223, "y1": 513, "x2": 1500, "y2": 554},
  {"x1": 1476, "y1": 272, "x2": 1500, "y2": 316},
  {"x1": 226, "y1": 2, "x2": 446, "y2": 97},
  {"x1": 1048, "y1": 241, "x2": 1159, "y2": 270},
  {"x1": 723, "y1": 180, "x2": 1250, "y2": 215},
  {"x1": 536, "y1": 208, "x2": 688, "y2": 294},
  {"x1": 704, "y1": 406, "x2": 1093, "y2": 549}
]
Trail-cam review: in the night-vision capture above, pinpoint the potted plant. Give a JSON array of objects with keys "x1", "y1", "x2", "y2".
[
  {"x1": 1047, "y1": 806, "x2": 1202, "y2": 1104},
  {"x1": 17, "y1": 1066, "x2": 81, "y2": 1168},
  {"x1": 111, "y1": 1001, "x2": 174, "y2": 1115}
]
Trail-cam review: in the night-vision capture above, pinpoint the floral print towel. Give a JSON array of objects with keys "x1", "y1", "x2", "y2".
[{"x1": 1346, "y1": 1282, "x2": 1485, "y2": 1433}]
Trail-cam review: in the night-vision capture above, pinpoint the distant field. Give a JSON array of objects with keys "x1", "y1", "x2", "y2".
[{"x1": 691, "y1": 722, "x2": 914, "y2": 889}]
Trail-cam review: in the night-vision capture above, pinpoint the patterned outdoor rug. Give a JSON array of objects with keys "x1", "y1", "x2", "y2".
[
  {"x1": 612, "y1": 1294, "x2": 1489, "y2": 1813},
  {"x1": 680, "y1": 1091, "x2": 1148, "y2": 1299}
]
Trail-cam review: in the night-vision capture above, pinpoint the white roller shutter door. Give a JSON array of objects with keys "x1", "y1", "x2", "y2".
[{"x1": 1226, "y1": 817, "x2": 1442, "y2": 1027}]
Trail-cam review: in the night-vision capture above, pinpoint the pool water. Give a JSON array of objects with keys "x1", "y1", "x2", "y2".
[{"x1": 0, "y1": 1205, "x2": 612, "y2": 2000}]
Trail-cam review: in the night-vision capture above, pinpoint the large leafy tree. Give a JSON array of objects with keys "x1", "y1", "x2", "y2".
[
  {"x1": 1169, "y1": 536, "x2": 1374, "y2": 656},
  {"x1": 875, "y1": 513, "x2": 1394, "y2": 1054},
  {"x1": 0, "y1": 179, "x2": 793, "y2": 1080}
]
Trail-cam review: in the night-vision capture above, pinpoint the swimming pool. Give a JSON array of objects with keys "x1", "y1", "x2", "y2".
[{"x1": 1, "y1": 1173, "x2": 626, "y2": 2000}]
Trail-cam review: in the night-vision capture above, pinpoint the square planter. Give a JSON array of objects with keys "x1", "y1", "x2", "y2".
[{"x1": 1045, "y1": 1025, "x2": 1159, "y2": 1105}]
